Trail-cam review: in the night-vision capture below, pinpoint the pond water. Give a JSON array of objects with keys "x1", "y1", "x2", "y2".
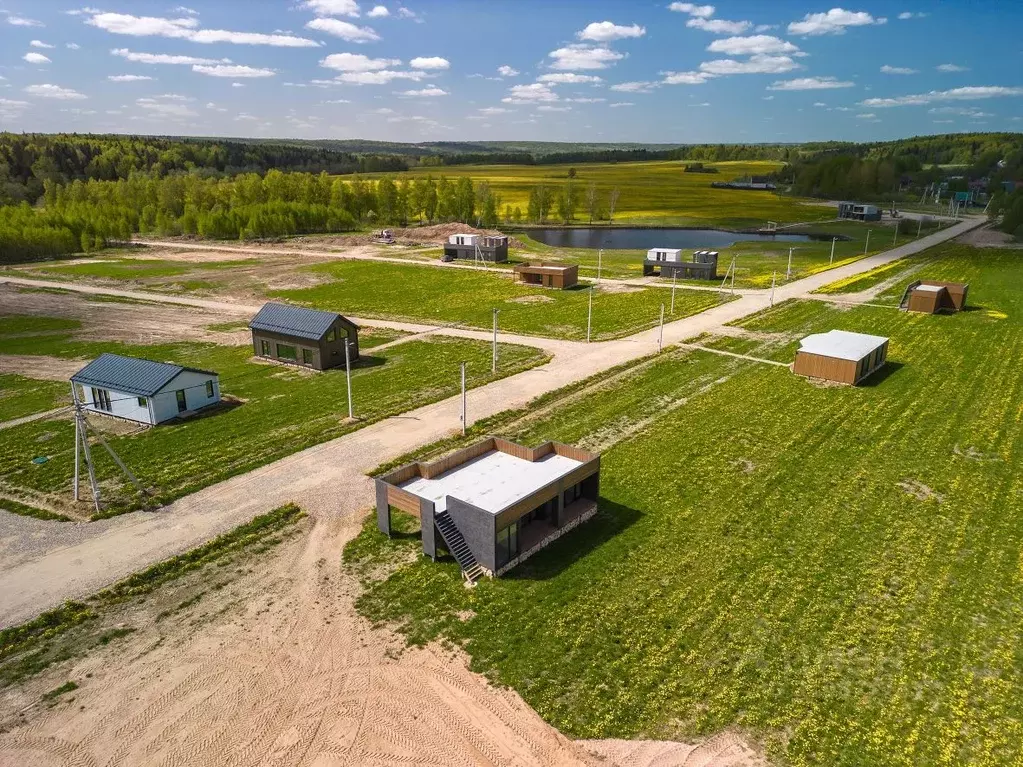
[{"x1": 526, "y1": 227, "x2": 814, "y2": 250}]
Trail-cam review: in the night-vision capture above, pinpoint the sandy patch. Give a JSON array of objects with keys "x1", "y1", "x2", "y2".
[
  {"x1": 897, "y1": 479, "x2": 944, "y2": 503},
  {"x1": 508, "y1": 294, "x2": 556, "y2": 305},
  {"x1": 597, "y1": 282, "x2": 643, "y2": 294},
  {"x1": 581, "y1": 733, "x2": 764, "y2": 766},
  {"x1": 957, "y1": 225, "x2": 1023, "y2": 249},
  {"x1": 732, "y1": 458, "x2": 756, "y2": 474},
  {"x1": 0, "y1": 355, "x2": 86, "y2": 382}
]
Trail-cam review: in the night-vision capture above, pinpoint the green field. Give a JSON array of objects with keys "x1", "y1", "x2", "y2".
[
  {"x1": 347, "y1": 243, "x2": 1023, "y2": 765},
  {"x1": 386, "y1": 161, "x2": 832, "y2": 228},
  {"x1": 0, "y1": 320, "x2": 548, "y2": 518},
  {"x1": 273, "y1": 260, "x2": 727, "y2": 340}
]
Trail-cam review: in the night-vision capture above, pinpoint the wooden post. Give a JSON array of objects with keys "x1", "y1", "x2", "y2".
[
  {"x1": 492, "y1": 308, "x2": 499, "y2": 373},
  {"x1": 892, "y1": 219, "x2": 899, "y2": 246},
  {"x1": 586, "y1": 285, "x2": 593, "y2": 342},
  {"x1": 344, "y1": 339, "x2": 353, "y2": 420},
  {"x1": 864, "y1": 229, "x2": 871, "y2": 255},
  {"x1": 658, "y1": 304, "x2": 665, "y2": 353},
  {"x1": 829, "y1": 237, "x2": 836, "y2": 264},
  {"x1": 71, "y1": 383, "x2": 80, "y2": 502},
  {"x1": 670, "y1": 270, "x2": 677, "y2": 315},
  {"x1": 460, "y1": 362, "x2": 467, "y2": 435},
  {"x1": 770, "y1": 271, "x2": 776, "y2": 306}
]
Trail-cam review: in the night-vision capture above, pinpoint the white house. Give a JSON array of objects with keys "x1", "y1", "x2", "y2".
[
  {"x1": 449, "y1": 233, "x2": 480, "y2": 246},
  {"x1": 71, "y1": 353, "x2": 221, "y2": 426},
  {"x1": 647, "y1": 248, "x2": 682, "y2": 262}
]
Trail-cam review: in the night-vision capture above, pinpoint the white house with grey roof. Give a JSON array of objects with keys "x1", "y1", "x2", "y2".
[
  {"x1": 249, "y1": 302, "x2": 359, "y2": 370},
  {"x1": 71, "y1": 353, "x2": 221, "y2": 425}
]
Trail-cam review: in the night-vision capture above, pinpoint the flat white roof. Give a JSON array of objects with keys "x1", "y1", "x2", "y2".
[
  {"x1": 648, "y1": 247, "x2": 681, "y2": 254},
  {"x1": 798, "y1": 329, "x2": 888, "y2": 362},
  {"x1": 400, "y1": 450, "x2": 582, "y2": 514},
  {"x1": 914, "y1": 284, "x2": 944, "y2": 293}
]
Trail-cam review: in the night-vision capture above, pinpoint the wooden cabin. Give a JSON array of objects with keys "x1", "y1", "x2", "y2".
[{"x1": 793, "y1": 330, "x2": 890, "y2": 385}]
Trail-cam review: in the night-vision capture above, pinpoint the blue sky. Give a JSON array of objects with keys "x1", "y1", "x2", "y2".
[{"x1": 1, "y1": 0, "x2": 1021, "y2": 143}]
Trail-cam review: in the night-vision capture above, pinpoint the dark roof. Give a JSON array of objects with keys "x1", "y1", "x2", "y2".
[
  {"x1": 249, "y1": 302, "x2": 352, "y2": 341},
  {"x1": 71, "y1": 353, "x2": 217, "y2": 397}
]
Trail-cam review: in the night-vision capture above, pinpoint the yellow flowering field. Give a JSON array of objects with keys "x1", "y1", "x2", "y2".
[{"x1": 349, "y1": 242, "x2": 1023, "y2": 766}]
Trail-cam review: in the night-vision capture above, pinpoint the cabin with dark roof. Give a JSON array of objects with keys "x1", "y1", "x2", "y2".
[
  {"x1": 71, "y1": 353, "x2": 221, "y2": 425},
  {"x1": 249, "y1": 302, "x2": 359, "y2": 371}
]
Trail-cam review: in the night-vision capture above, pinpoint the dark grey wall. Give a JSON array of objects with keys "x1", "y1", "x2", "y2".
[
  {"x1": 420, "y1": 498, "x2": 437, "y2": 559},
  {"x1": 445, "y1": 498, "x2": 496, "y2": 571},
  {"x1": 375, "y1": 481, "x2": 391, "y2": 535}
]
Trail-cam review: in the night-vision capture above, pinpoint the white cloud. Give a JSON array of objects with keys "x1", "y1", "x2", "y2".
[
  {"x1": 232, "y1": 82, "x2": 245, "y2": 87},
  {"x1": 22, "y1": 52, "x2": 51, "y2": 64},
  {"x1": 29, "y1": 40, "x2": 54, "y2": 48},
  {"x1": 398, "y1": 86, "x2": 447, "y2": 96},
  {"x1": 548, "y1": 44, "x2": 624, "y2": 70},
  {"x1": 24, "y1": 84, "x2": 87, "y2": 99},
  {"x1": 687, "y1": 17, "x2": 752, "y2": 34},
  {"x1": 302, "y1": 0, "x2": 361, "y2": 15},
  {"x1": 112, "y1": 48, "x2": 230, "y2": 65},
  {"x1": 368, "y1": 5, "x2": 390, "y2": 17},
  {"x1": 7, "y1": 15, "x2": 44, "y2": 27},
  {"x1": 0, "y1": 98, "x2": 30, "y2": 119},
  {"x1": 537, "y1": 73, "x2": 603, "y2": 84},
  {"x1": 813, "y1": 101, "x2": 826, "y2": 106},
  {"x1": 479, "y1": 106, "x2": 512, "y2": 115},
  {"x1": 577, "y1": 21, "x2": 645, "y2": 42},
  {"x1": 661, "y1": 70, "x2": 714, "y2": 85},
  {"x1": 108, "y1": 74, "x2": 154, "y2": 81},
  {"x1": 409, "y1": 56, "x2": 449, "y2": 69},
  {"x1": 932, "y1": 119, "x2": 954, "y2": 124},
  {"x1": 396, "y1": 6, "x2": 419, "y2": 20},
  {"x1": 234, "y1": 112, "x2": 258, "y2": 121},
  {"x1": 565, "y1": 97, "x2": 606, "y2": 103},
  {"x1": 497, "y1": 65, "x2": 519, "y2": 77},
  {"x1": 610, "y1": 81, "x2": 657, "y2": 93},
  {"x1": 305, "y1": 17, "x2": 380, "y2": 42},
  {"x1": 193, "y1": 64, "x2": 275, "y2": 78},
  {"x1": 320, "y1": 53, "x2": 401, "y2": 71},
  {"x1": 754, "y1": 23, "x2": 777, "y2": 32},
  {"x1": 502, "y1": 82, "x2": 559, "y2": 103},
  {"x1": 860, "y1": 85, "x2": 1023, "y2": 107},
  {"x1": 706, "y1": 35, "x2": 799, "y2": 56},
  {"x1": 897, "y1": 11, "x2": 927, "y2": 19},
  {"x1": 323, "y1": 98, "x2": 352, "y2": 103},
  {"x1": 335, "y1": 70, "x2": 426, "y2": 84},
  {"x1": 609, "y1": 101, "x2": 633, "y2": 107},
  {"x1": 881, "y1": 65, "x2": 917, "y2": 75},
  {"x1": 928, "y1": 106, "x2": 992, "y2": 117},
  {"x1": 936, "y1": 63, "x2": 968, "y2": 72},
  {"x1": 763, "y1": 94, "x2": 774, "y2": 100},
  {"x1": 767, "y1": 76, "x2": 854, "y2": 90},
  {"x1": 536, "y1": 105, "x2": 571, "y2": 112},
  {"x1": 788, "y1": 8, "x2": 886, "y2": 36},
  {"x1": 86, "y1": 12, "x2": 319, "y2": 46},
  {"x1": 66, "y1": 42, "x2": 81, "y2": 49},
  {"x1": 668, "y1": 3, "x2": 715, "y2": 18},
  {"x1": 856, "y1": 112, "x2": 876, "y2": 118},
  {"x1": 700, "y1": 55, "x2": 800, "y2": 75}
]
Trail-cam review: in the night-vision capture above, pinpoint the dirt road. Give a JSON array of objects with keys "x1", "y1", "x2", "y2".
[{"x1": 0, "y1": 216, "x2": 982, "y2": 767}]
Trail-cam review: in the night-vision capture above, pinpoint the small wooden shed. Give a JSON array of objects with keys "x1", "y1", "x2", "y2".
[
  {"x1": 902, "y1": 280, "x2": 969, "y2": 314},
  {"x1": 512, "y1": 263, "x2": 579, "y2": 289},
  {"x1": 793, "y1": 330, "x2": 890, "y2": 385},
  {"x1": 249, "y1": 302, "x2": 359, "y2": 371}
]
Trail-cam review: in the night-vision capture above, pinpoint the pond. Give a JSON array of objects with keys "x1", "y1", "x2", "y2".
[{"x1": 525, "y1": 227, "x2": 814, "y2": 250}]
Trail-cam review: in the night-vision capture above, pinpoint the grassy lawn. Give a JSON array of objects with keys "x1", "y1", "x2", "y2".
[
  {"x1": 346, "y1": 243, "x2": 1023, "y2": 766},
  {"x1": 273, "y1": 260, "x2": 727, "y2": 341},
  {"x1": 17, "y1": 258, "x2": 260, "y2": 281},
  {"x1": 0, "y1": 374, "x2": 69, "y2": 423},
  {"x1": 373, "y1": 160, "x2": 832, "y2": 229},
  {"x1": 0, "y1": 320, "x2": 549, "y2": 518}
]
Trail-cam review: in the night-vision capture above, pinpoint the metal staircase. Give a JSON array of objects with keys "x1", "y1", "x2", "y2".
[
  {"x1": 434, "y1": 512, "x2": 486, "y2": 584},
  {"x1": 898, "y1": 279, "x2": 921, "y2": 311}
]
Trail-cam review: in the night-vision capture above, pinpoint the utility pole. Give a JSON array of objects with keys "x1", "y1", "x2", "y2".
[
  {"x1": 829, "y1": 237, "x2": 836, "y2": 265},
  {"x1": 892, "y1": 219, "x2": 900, "y2": 247},
  {"x1": 460, "y1": 362, "x2": 467, "y2": 435},
  {"x1": 491, "y1": 308, "x2": 499, "y2": 373},
  {"x1": 586, "y1": 285, "x2": 593, "y2": 342},
  {"x1": 786, "y1": 248, "x2": 793, "y2": 280},
  {"x1": 597, "y1": 248, "x2": 603, "y2": 284},
  {"x1": 344, "y1": 339, "x2": 354, "y2": 420},
  {"x1": 864, "y1": 229, "x2": 871, "y2": 255},
  {"x1": 670, "y1": 270, "x2": 677, "y2": 315},
  {"x1": 658, "y1": 303, "x2": 665, "y2": 353},
  {"x1": 917, "y1": 217, "x2": 923, "y2": 238}
]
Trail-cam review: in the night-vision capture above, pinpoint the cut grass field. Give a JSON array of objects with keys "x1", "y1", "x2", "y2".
[
  {"x1": 347, "y1": 243, "x2": 1023, "y2": 766},
  {"x1": 0, "y1": 374, "x2": 69, "y2": 423},
  {"x1": 0, "y1": 319, "x2": 548, "y2": 518},
  {"x1": 273, "y1": 260, "x2": 727, "y2": 340},
  {"x1": 373, "y1": 160, "x2": 832, "y2": 229}
]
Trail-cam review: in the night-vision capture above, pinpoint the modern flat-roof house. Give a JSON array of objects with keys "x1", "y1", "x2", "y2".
[
  {"x1": 71, "y1": 353, "x2": 220, "y2": 425},
  {"x1": 249, "y1": 302, "x2": 359, "y2": 371},
  {"x1": 793, "y1": 330, "x2": 890, "y2": 385},
  {"x1": 512, "y1": 262, "x2": 579, "y2": 289},
  {"x1": 900, "y1": 280, "x2": 969, "y2": 314},
  {"x1": 838, "y1": 202, "x2": 882, "y2": 222},
  {"x1": 376, "y1": 437, "x2": 600, "y2": 581},
  {"x1": 642, "y1": 248, "x2": 718, "y2": 280},
  {"x1": 443, "y1": 233, "x2": 509, "y2": 262}
]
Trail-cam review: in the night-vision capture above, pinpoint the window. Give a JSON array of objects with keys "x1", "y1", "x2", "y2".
[
  {"x1": 276, "y1": 343, "x2": 297, "y2": 361},
  {"x1": 326, "y1": 328, "x2": 336, "y2": 343},
  {"x1": 260, "y1": 339, "x2": 271, "y2": 356},
  {"x1": 176, "y1": 390, "x2": 187, "y2": 412},
  {"x1": 137, "y1": 396, "x2": 148, "y2": 407},
  {"x1": 205, "y1": 381, "x2": 215, "y2": 398},
  {"x1": 92, "y1": 388, "x2": 112, "y2": 411},
  {"x1": 302, "y1": 348, "x2": 313, "y2": 365},
  {"x1": 496, "y1": 522, "x2": 519, "y2": 568}
]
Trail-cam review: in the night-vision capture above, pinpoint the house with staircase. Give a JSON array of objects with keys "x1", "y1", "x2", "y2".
[{"x1": 375, "y1": 438, "x2": 601, "y2": 582}]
